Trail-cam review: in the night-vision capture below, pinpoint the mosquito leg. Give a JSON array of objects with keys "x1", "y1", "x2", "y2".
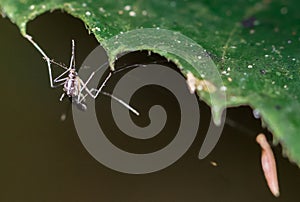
[
  {"x1": 79, "y1": 93, "x2": 88, "y2": 103},
  {"x1": 100, "y1": 91, "x2": 140, "y2": 116},
  {"x1": 60, "y1": 93, "x2": 65, "y2": 101},
  {"x1": 70, "y1": 40, "x2": 75, "y2": 69},
  {"x1": 112, "y1": 64, "x2": 141, "y2": 74},
  {"x1": 80, "y1": 71, "x2": 112, "y2": 100},
  {"x1": 85, "y1": 63, "x2": 142, "y2": 99},
  {"x1": 46, "y1": 59, "x2": 68, "y2": 70},
  {"x1": 93, "y1": 62, "x2": 109, "y2": 74},
  {"x1": 76, "y1": 60, "x2": 112, "y2": 101},
  {"x1": 25, "y1": 34, "x2": 56, "y2": 88},
  {"x1": 75, "y1": 60, "x2": 153, "y2": 115},
  {"x1": 78, "y1": 62, "x2": 142, "y2": 99},
  {"x1": 77, "y1": 76, "x2": 89, "y2": 104},
  {"x1": 53, "y1": 70, "x2": 71, "y2": 83},
  {"x1": 52, "y1": 40, "x2": 75, "y2": 83},
  {"x1": 51, "y1": 80, "x2": 68, "y2": 88},
  {"x1": 80, "y1": 79, "x2": 139, "y2": 116}
]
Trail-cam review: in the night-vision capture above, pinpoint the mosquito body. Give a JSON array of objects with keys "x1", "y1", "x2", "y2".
[
  {"x1": 25, "y1": 34, "x2": 139, "y2": 115},
  {"x1": 61, "y1": 69, "x2": 87, "y2": 110},
  {"x1": 63, "y1": 69, "x2": 80, "y2": 98}
]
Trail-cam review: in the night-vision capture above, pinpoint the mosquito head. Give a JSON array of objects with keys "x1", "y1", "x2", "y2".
[
  {"x1": 69, "y1": 68, "x2": 77, "y2": 73},
  {"x1": 68, "y1": 69, "x2": 78, "y2": 78}
]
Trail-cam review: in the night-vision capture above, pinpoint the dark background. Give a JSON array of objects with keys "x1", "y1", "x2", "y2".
[{"x1": 0, "y1": 11, "x2": 299, "y2": 202}]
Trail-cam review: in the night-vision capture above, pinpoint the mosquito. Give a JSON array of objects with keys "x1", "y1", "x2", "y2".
[{"x1": 25, "y1": 34, "x2": 139, "y2": 116}]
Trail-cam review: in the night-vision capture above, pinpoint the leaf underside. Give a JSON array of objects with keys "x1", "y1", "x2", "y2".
[{"x1": 0, "y1": 0, "x2": 300, "y2": 165}]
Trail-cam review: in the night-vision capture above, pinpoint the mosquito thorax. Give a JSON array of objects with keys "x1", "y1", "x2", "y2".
[{"x1": 64, "y1": 76, "x2": 79, "y2": 97}]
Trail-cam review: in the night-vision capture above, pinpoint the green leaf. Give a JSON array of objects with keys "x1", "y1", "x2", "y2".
[{"x1": 1, "y1": 0, "x2": 300, "y2": 165}]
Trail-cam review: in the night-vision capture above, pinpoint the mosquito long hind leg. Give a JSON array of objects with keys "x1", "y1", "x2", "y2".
[
  {"x1": 70, "y1": 40, "x2": 75, "y2": 69},
  {"x1": 100, "y1": 91, "x2": 140, "y2": 116},
  {"x1": 51, "y1": 40, "x2": 75, "y2": 83},
  {"x1": 24, "y1": 34, "x2": 56, "y2": 88},
  {"x1": 79, "y1": 78, "x2": 139, "y2": 116}
]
